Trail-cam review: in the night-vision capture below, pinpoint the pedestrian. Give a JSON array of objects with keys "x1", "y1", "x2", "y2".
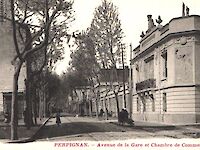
[
  {"x1": 123, "y1": 108, "x2": 129, "y2": 121},
  {"x1": 118, "y1": 109, "x2": 124, "y2": 125},
  {"x1": 4, "y1": 112, "x2": 10, "y2": 123},
  {"x1": 56, "y1": 110, "x2": 61, "y2": 126},
  {"x1": 99, "y1": 108, "x2": 104, "y2": 117}
]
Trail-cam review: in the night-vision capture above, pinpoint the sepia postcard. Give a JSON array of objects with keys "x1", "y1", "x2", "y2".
[{"x1": 0, "y1": 0, "x2": 200, "y2": 150}]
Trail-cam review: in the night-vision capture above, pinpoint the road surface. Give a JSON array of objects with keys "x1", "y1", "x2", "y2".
[{"x1": 35, "y1": 116, "x2": 200, "y2": 141}]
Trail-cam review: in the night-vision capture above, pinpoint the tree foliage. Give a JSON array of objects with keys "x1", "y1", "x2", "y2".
[
  {"x1": 14, "y1": 0, "x2": 74, "y2": 71},
  {"x1": 9, "y1": 0, "x2": 74, "y2": 140},
  {"x1": 89, "y1": 0, "x2": 124, "y2": 69},
  {"x1": 69, "y1": 31, "x2": 99, "y2": 82}
]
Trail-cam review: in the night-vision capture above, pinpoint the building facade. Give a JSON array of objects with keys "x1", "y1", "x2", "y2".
[
  {"x1": 130, "y1": 12, "x2": 200, "y2": 124},
  {"x1": 91, "y1": 68, "x2": 129, "y2": 117},
  {"x1": 0, "y1": 0, "x2": 26, "y2": 118},
  {"x1": 65, "y1": 68, "x2": 129, "y2": 118}
]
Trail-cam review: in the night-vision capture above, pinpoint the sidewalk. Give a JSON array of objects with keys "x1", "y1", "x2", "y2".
[
  {"x1": 45, "y1": 115, "x2": 200, "y2": 127},
  {"x1": 97, "y1": 116, "x2": 200, "y2": 127},
  {"x1": 0, "y1": 117, "x2": 50, "y2": 143},
  {"x1": 104, "y1": 117, "x2": 200, "y2": 138}
]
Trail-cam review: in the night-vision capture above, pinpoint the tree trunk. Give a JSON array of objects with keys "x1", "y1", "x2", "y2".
[
  {"x1": 25, "y1": 79, "x2": 33, "y2": 129},
  {"x1": 32, "y1": 86, "x2": 37, "y2": 125},
  {"x1": 27, "y1": 57, "x2": 35, "y2": 127},
  {"x1": 104, "y1": 97, "x2": 108, "y2": 120},
  {"x1": 95, "y1": 90, "x2": 100, "y2": 119},
  {"x1": 88, "y1": 100, "x2": 92, "y2": 117},
  {"x1": 11, "y1": 61, "x2": 23, "y2": 140},
  {"x1": 33, "y1": 98, "x2": 37, "y2": 125},
  {"x1": 43, "y1": 85, "x2": 46, "y2": 118},
  {"x1": 114, "y1": 92, "x2": 120, "y2": 122},
  {"x1": 38, "y1": 89, "x2": 42, "y2": 120},
  {"x1": 95, "y1": 98, "x2": 99, "y2": 119}
]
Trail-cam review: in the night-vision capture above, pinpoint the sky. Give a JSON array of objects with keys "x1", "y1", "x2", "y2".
[{"x1": 55, "y1": 0, "x2": 200, "y2": 75}]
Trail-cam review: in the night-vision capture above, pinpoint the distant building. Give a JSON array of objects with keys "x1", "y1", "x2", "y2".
[
  {"x1": 66, "y1": 67, "x2": 129, "y2": 117},
  {"x1": 93, "y1": 67, "x2": 129, "y2": 117},
  {"x1": 67, "y1": 86, "x2": 91, "y2": 116},
  {"x1": 130, "y1": 7, "x2": 200, "y2": 124},
  {"x1": 0, "y1": 0, "x2": 26, "y2": 119}
]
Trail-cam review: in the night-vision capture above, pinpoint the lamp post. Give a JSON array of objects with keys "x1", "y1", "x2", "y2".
[
  {"x1": 121, "y1": 43, "x2": 126, "y2": 108},
  {"x1": 129, "y1": 43, "x2": 133, "y2": 118}
]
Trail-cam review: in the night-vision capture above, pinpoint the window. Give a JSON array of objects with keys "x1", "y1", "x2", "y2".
[
  {"x1": 0, "y1": 0, "x2": 4, "y2": 22},
  {"x1": 150, "y1": 94, "x2": 155, "y2": 112},
  {"x1": 144, "y1": 55, "x2": 154, "y2": 80},
  {"x1": 143, "y1": 101, "x2": 146, "y2": 112},
  {"x1": 163, "y1": 93, "x2": 167, "y2": 112},
  {"x1": 135, "y1": 63, "x2": 140, "y2": 83},
  {"x1": 162, "y1": 52, "x2": 167, "y2": 78},
  {"x1": 141, "y1": 97, "x2": 146, "y2": 112},
  {"x1": 137, "y1": 97, "x2": 141, "y2": 112}
]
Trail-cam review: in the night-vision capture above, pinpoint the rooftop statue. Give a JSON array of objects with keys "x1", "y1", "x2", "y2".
[
  {"x1": 140, "y1": 31, "x2": 145, "y2": 38},
  {"x1": 186, "y1": 6, "x2": 190, "y2": 16},
  {"x1": 182, "y1": 3, "x2": 185, "y2": 17},
  {"x1": 182, "y1": 3, "x2": 190, "y2": 17},
  {"x1": 156, "y1": 16, "x2": 162, "y2": 24},
  {"x1": 146, "y1": 15, "x2": 155, "y2": 33}
]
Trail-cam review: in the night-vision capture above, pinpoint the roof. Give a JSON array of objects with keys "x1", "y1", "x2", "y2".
[
  {"x1": 99, "y1": 67, "x2": 129, "y2": 83},
  {"x1": 131, "y1": 15, "x2": 200, "y2": 63}
]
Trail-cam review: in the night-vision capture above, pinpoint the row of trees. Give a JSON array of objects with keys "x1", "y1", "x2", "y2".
[
  {"x1": 67, "y1": 0, "x2": 127, "y2": 120},
  {"x1": 9, "y1": 0, "x2": 74, "y2": 140},
  {"x1": 7, "y1": 0, "x2": 127, "y2": 141}
]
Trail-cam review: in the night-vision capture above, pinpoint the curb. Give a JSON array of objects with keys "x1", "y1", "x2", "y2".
[{"x1": 7, "y1": 117, "x2": 51, "y2": 143}]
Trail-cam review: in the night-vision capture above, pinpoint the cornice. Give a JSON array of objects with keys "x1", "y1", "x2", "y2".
[{"x1": 131, "y1": 30, "x2": 200, "y2": 64}]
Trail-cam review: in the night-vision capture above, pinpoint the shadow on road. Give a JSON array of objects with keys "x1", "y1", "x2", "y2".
[
  {"x1": 35, "y1": 121, "x2": 178, "y2": 140},
  {"x1": 36, "y1": 122, "x2": 119, "y2": 139}
]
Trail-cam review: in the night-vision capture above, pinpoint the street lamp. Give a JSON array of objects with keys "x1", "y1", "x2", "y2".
[{"x1": 120, "y1": 43, "x2": 126, "y2": 108}]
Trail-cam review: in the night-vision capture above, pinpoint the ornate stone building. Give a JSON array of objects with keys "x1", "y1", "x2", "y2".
[{"x1": 130, "y1": 9, "x2": 200, "y2": 124}]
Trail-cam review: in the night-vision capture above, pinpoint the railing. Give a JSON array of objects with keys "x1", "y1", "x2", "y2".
[{"x1": 136, "y1": 79, "x2": 156, "y2": 91}]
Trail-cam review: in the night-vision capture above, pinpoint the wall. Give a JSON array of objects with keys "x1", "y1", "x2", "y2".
[
  {"x1": 0, "y1": 21, "x2": 26, "y2": 112},
  {"x1": 169, "y1": 17, "x2": 195, "y2": 33},
  {"x1": 194, "y1": 36, "x2": 200, "y2": 84},
  {"x1": 132, "y1": 86, "x2": 197, "y2": 124},
  {"x1": 174, "y1": 38, "x2": 194, "y2": 84},
  {"x1": 195, "y1": 87, "x2": 200, "y2": 122}
]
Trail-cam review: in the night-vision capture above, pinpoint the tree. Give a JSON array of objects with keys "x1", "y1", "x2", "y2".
[
  {"x1": 9, "y1": 0, "x2": 74, "y2": 140},
  {"x1": 69, "y1": 31, "x2": 101, "y2": 117},
  {"x1": 70, "y1": 31, "x2": 98, "y2": 82},
  {"x1": 44, "y1": 72, "x2": 63, "y2": 114},
  {"x1": 89, "y1": 0, "x2": 126, "y2": 121}
]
